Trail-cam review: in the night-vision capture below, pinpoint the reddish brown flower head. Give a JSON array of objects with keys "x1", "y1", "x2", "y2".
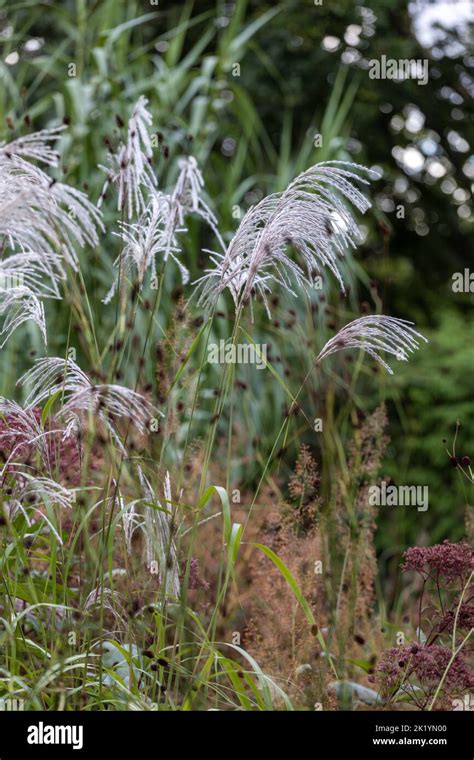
[
  {"x1": 402, "y1": 541, "x2": 474, "y2": 583},
  {"x1": 439, "y1": 602, "x2": 474, "y2": 633},
  {"x1": 376, "y1": 643, "x2": 474, "y2": 694}
]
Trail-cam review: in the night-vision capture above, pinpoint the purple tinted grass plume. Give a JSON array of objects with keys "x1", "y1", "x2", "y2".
[
  {"x1": 0, "y1": 399, "x2": 57, "y2": 474},
  {"x1": 18, "y1": 357, "x2": 157, "y2": 454},
  {"x1": 0, "y1": 401, "x2": 99, "y2": 488}
]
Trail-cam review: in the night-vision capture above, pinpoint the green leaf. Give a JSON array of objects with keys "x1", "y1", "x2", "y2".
[
  {"x1": 228, "y1": 7, "x2": 281, "y2": 58},
  {"x1": 197, "y1": 484, "x2": 232, "y2": 544},
  {"x1": 41, "y1": 390, "x2": 63, "y2": 426}
]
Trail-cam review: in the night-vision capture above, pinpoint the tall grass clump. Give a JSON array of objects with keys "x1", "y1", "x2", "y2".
[{"x1": 0, "y1": 2, "x2": 471, "y2": 713}]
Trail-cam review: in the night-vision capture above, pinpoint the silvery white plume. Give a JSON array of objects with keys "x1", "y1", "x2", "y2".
[
  {"x1": 0, "y1": 252, "x2": 62, "y2": 299},
  {"x1": 16, "y1": 473, "x2": 74, "y2": 510},
  {"x1": 0, "y1": 144, "x2": 103, "y2": 270},
  {"x1": 151, "y1": 155, "x2": 223, "y2": 279},
  {"x1": 195, "y1": 161, "x2": 374, "y2": 315},
  {"x1": 84, "y1": 587, "x2": 127, "y2": 629},
  {"x1": 0, "y1": 251, "x2": 56, "y2": 349},
  {"x1": 0, "y1": 125, "x2": 103, "y2": 344},
  {"x1": 0, "y1": 126, "x2": 66, "y2": 165},
  {"x1": 103, "y1": 193, "x2": 169, "y2": 305},
  {"x1": 18, "y1": 357, "x2": 157, "y2": 451},
  {"x1": 98, "y1": 96, "x2": 156, "y2": 219},
  {"x1": 118, "y1": 493, "x2": 143, "y2": 556},
  {"x1": 139, "y1": 468, "x2": 180, "y2": 599},
  {"x1": 0, "y1": 288, "x2": 47, "y2": 347},
  {"x1": 103, "y1": 155, "x2": 222, "y2": 303},
  {"x1": 316, "y1": 316, "x2": 428, "y2": 374},
  {"x1": 3, "y1": 472, "x2": 74, "y2": 544}
]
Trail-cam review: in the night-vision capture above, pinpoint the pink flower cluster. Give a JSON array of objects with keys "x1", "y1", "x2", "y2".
[
  {"x1": 402, "y1": 540, "x2": 474, "y2": 583},
  {"x1": 439, "y1": 602, "x2": 474, "y2": 633},
  {"x1": 375, "y1": 643, "x2": 474, "y2": 693},
  {"x1": 188, "y1": 558, "x2": 210, "y2": 592}
]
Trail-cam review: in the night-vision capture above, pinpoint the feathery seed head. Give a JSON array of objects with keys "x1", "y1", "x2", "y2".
[
  {"x1": 98, "y1": 96, "x2": 156, "y2": 219},
  {"x1": 316, "y1": 316, "x2": 428, "y2": 374},
  {"x1": 194, "y1": 161, "x2": 375, "y2": 315}
]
